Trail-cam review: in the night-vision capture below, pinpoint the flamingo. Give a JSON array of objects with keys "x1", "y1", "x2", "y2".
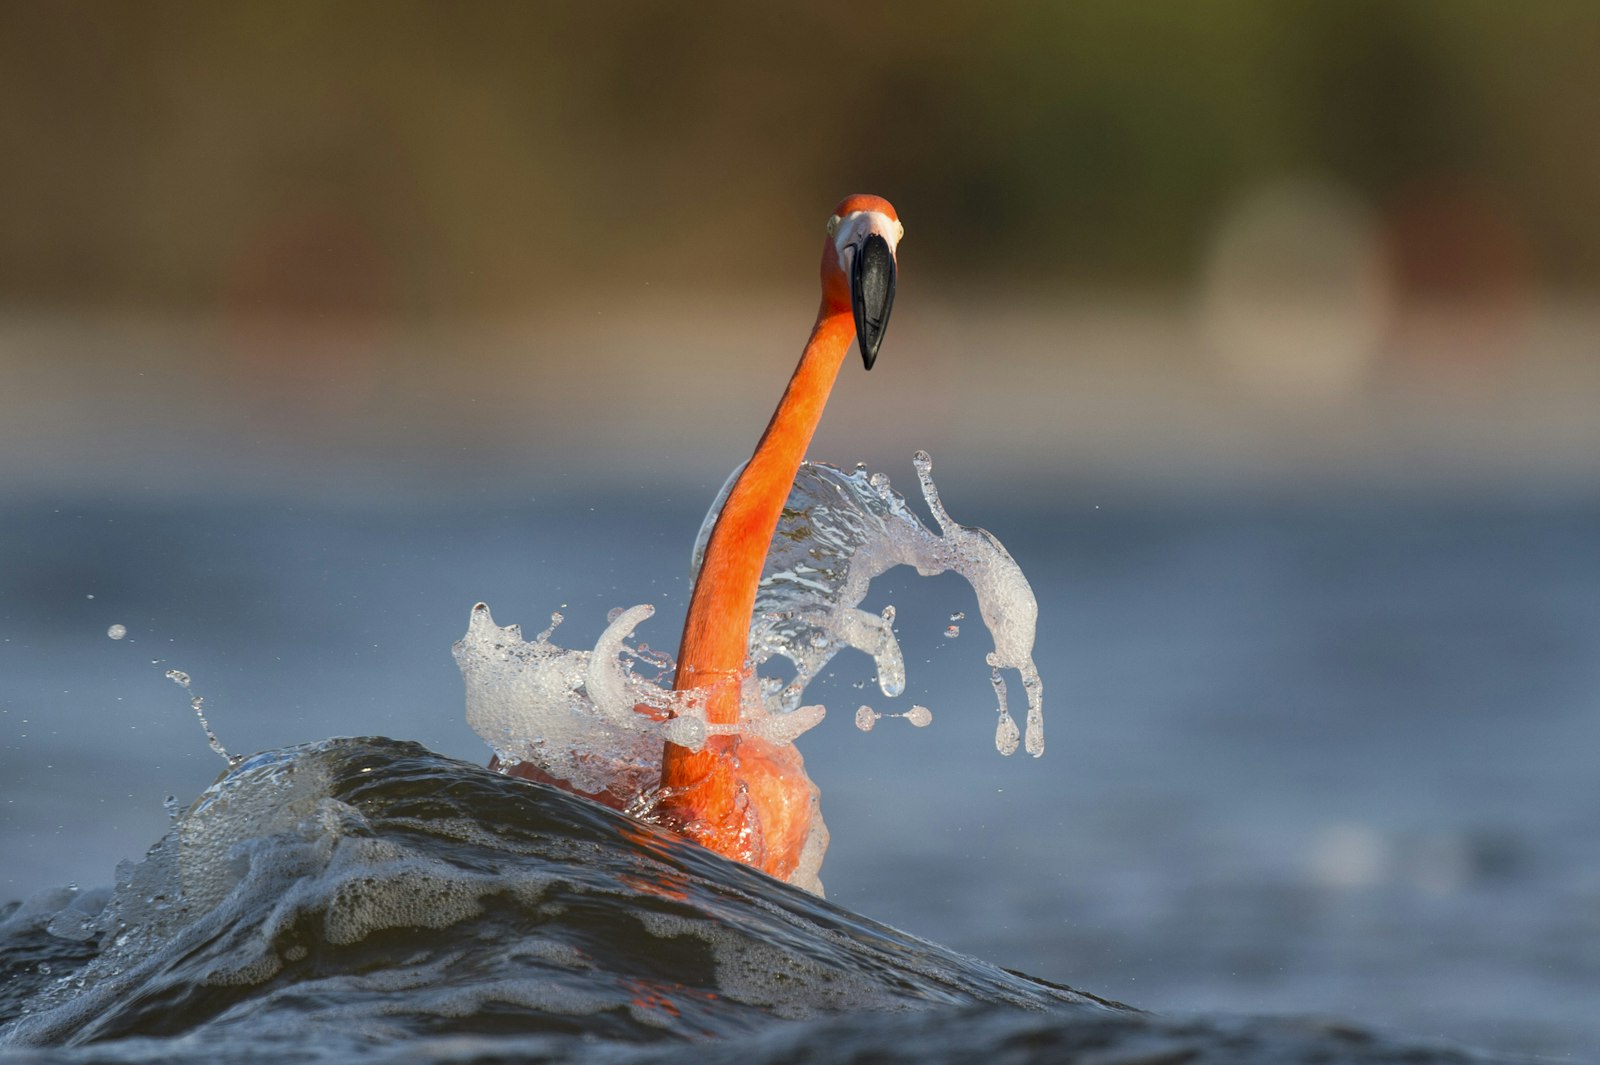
[
  {"x1": 656, "y1": 194, "x2": 900, "y2": 881},
  {"x1": 497, "y1": 195, "x2": 901, "y2": 884}
]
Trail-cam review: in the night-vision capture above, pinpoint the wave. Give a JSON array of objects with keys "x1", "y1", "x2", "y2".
[{"x1": 0, "y1": 738, "x2": 1526, "y2": 1064}]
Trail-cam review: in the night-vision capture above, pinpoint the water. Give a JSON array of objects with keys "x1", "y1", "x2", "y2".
[
  {"x1": 725, "y1": 453, "x2": 1044, "y2": 758},
  {"x1": 1, "y1": 487, "x2": 1596, "y2": 1060},
  {"x1": 0, "y1": 738, "x2": 1102, "y2": 1055},
  {"x1": 0, "y1": 739, "x2": 1532, "y2": 1063}
]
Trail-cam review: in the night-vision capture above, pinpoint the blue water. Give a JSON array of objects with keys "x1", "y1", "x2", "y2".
[
  {"x1": 0, "y1": 738, "x2": 1539, "y2": 1063},
  {"x1": 2, "y1": 487, "x2": 1596, "y2": 1060}
]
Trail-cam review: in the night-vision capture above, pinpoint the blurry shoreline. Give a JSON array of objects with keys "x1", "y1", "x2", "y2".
[{"x1": 4, "y1": 293, "x2": 1599, "y2": 507}]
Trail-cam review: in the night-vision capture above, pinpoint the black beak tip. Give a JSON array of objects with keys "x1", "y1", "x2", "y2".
[{"x1": 851, "y1": 233, "x2": 896, "y2": 372}]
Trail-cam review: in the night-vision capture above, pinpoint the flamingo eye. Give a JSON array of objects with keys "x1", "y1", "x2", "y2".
[{"x1": 826, "y1": 214, "x2": 841, "y2": 237}]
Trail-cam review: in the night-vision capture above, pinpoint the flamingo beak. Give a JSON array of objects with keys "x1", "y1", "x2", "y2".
[{"x1": 851, "y1": 232, "x2": 896, "y2": 371}]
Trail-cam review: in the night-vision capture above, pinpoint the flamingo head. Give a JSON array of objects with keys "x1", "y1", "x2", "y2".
[{"x1": 822, "y1": 194, "x2": 901, "y2": 370}]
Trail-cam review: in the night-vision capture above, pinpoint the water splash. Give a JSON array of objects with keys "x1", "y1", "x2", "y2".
[
  {"x1": 163, "y1": 668, "x2": 237, "y2": 767},
  {"x1": 697, "y1": 449, "x2": 1044, "y2": 757},
  {"x1": 457, "y1": 451, "x2": 1046, "y2": 888},
  {"x1": 452, "y1": 606, "x2": 826, "y2": 777},
  {"x1": 854, "y1": 705, "x2": 933, "y2": 732}
]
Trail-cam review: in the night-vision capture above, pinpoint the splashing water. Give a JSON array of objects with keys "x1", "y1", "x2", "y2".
[
  {"x1": 455, "y1": 451, "x2": 1045, "y2": 887},
  {"x1": 710, "y1": 449, "x2": 1044, "y2": 757},
  {"x1": 453, "y1": 601, "x2": 830, "y2": 892},
  {"x1": 854, "y1": 704, "x2": 934, "y2": 732},
  {"x1": 454, "y1": 606, "x2": 827, "y2": 785},
  {"x1": 163, "y1": 668, "x2": 237, "y2": 767}
]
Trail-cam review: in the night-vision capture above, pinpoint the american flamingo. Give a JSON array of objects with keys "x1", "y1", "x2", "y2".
[
  {"x1": 497, "y1": 195, "x2": 901, "y2": 884},
  {"x1": 657, "y1": 194, "x2": 900, "y2": 881}
]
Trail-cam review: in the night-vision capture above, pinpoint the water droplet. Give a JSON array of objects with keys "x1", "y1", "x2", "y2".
[
  {"x1": 949, "y1": 611, "x2": 966, "y2": 622},
  {"x1": 902, "y1": 705, "x2": 932, "y2": 727},
  {"x1": 995, "y1": 711, "x2": 1021, "y2": 756},
  {"x1": 854, "y1": 705, "x2": 879, "y2": 732},
  {"x1": 990, "y1": 666, "x2": 1020, "y2": 755},
  {"x1": 106, "y1": 623, "x2": 127, "y2": 640},
  {"x1": 1021, "y1": 664, "x2": 1045, "y2": 757},
  {"x1": 164, "y1": 668, "x2": 231, "y2": 764},
  {"x1": 664, "y1": 715, "x2": 708, "y2": 749},
  {"x1": 943, "y1": 625, "x2": 960, "y2": 639}
]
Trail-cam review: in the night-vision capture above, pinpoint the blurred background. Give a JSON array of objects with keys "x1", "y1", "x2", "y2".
[{"x1": 2, "y1": 2, "x2": 1597, "y2": 1059}]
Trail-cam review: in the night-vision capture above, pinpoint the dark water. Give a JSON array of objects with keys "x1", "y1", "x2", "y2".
[
  {"x1": 0, "y1": 738, "x2": 1531, "y2": 1063},
  {"x1": 2, "y1": 489, "x2": 1597, "y2": 1060}
]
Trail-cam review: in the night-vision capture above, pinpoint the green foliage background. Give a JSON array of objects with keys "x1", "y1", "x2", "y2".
[{"x1": 3, "y1": 1, "x2": 1595, "y2": 312}]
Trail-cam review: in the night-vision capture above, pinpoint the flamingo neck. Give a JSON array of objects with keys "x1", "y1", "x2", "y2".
[{"x1": 674, "y1": 307, "x2": 855, "y2": 722}]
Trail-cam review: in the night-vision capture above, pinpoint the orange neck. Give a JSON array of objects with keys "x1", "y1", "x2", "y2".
[{"x1": 673, "y1": 306, "x2": 855, "y2": 722}]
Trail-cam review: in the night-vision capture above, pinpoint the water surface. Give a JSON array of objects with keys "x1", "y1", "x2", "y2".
[{"x1": 1, "y1": 488, "x2": 1595, "y2": 1059}]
